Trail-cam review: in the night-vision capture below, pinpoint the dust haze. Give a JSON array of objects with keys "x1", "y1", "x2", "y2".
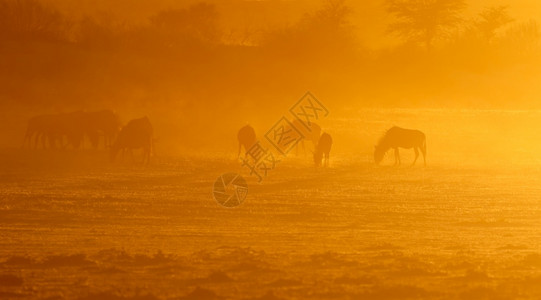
[{"x1": 1, "y1": 0, "x2": 541, "y2": 299}]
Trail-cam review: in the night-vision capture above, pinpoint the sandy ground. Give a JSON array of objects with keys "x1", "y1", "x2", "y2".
[
  {"x1": 2, "y1": 109, "x2": 541, "y2": 299},
  {"x1": 1, "y1": 148, "x2": 541, "y2": 299}
]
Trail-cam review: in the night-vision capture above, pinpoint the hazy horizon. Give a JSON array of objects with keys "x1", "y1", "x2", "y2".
[
  {"x1": 43, "y1": 0, "x2": 541, "y2": 49},
  {"x1": 2, "y1": 2, "x2": 541, "y2": 298}
]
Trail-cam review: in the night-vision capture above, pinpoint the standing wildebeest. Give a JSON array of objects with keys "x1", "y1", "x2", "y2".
[
  {"x1": 291, "y1": 119, "x2": 321, "y2": 155},
  {"x1": 23, "y1": 111, "x2": 112, "y2": 150},
  {"x1": 22, "y1": 113, "x2": 78, "y2": 149},
  {"x1": 237, "y1": 125, "x2": 256, "y2": 157},
  {"x1": 374, "y1": 126, "x2": 426, "y2": 166},
  {"x1": 111, "y1": 117, "x2": 153, "y2": 164},
  {"x1": 314, "y1": 132, "x2": 332, "y2": 167}
]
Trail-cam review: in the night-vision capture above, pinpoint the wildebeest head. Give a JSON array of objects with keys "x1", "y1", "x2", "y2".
[{"x1": 374, "y1": 145, "x2": 385, "y2": 165}]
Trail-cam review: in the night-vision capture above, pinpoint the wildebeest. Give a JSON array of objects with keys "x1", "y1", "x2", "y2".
[
  {"x1": 291, "y1": 119, "x2": 321, "y2": 155},
  {"x1": 22, "y1": 113, "x2": 80, "y2": 149},
  {"x1": 314, "y1": 132, "x2": 332, "y2": 167},
  {"x1": 23, "y1": 110, "x2": 121, "y2": 150},
  {"x1": 374, "y1": 126, "x2": 426, "y2": 166},
  {"x1": 110, "y1": 117, "x2": 153, "y2": 164},
  {"x1": 237, "y1": 125, "x2": 256, "y2": 157}
]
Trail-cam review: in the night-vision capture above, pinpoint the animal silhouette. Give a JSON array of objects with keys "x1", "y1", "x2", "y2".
[
  {"x1": 374, "y1": 126, "x2": 426, "y2": 166},
  {"x1": 314, "y1": 132, "x2": 332, "y2": 167},
  {"x1": 111, "y1": 117, "x2": 153, "y2": 164},
  {"x1": 291, "y1": 119, "x2": 321, "y2": 155},
  {"x1": 23, "y1": 110, "x2": 119, "y2": 150},
  {"x1": 237, "y1": 125, "x2": 256, "y2": 157},
  {"x1": 23, "y1": 113, "x2": 72, "y2": 149}
]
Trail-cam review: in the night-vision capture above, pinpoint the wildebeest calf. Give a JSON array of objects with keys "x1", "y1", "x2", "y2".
[{"x1": 314, "y1": 132, "x2": 332, "y2": 167}]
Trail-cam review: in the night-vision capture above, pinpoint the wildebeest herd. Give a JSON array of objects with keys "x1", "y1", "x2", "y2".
[
  {"x1": 238, "y1": 123, "x2": 426, "y2": 167},
  {"x1": 23, "y1": 110, "x2": 154, "y2": 163},
  {"x1": 23, "y1": 110, "x2": 121, "y2": 150},
  {"x1": 24, "y1": 111, "x2": 426, "y2": 166}
]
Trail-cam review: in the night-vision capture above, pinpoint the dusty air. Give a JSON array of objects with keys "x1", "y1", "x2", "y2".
[{"x1": 1, "y1": 0, "x2": 541, "y2": 299}]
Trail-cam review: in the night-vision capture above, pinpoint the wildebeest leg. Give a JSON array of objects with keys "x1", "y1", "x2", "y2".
[
  {"x1": 394, "y1": 148, "x2": 400, "y2": 166},
  {"x1": 145, "y1": 137, "x2": 152, "y2": 164},
  {"x1": 325, "y1": 153, "x2": 329, "y2": 167},
  {"x1": 421, "y1": 141, "x2": 427, "y2": 167},
  {"x1": 143, "y1": 147, "x2": 149, "y2": 164},
  {"x1": 37, "y1": 134, "x2": 44, "y2": 149},
  {"x1": 238, "y1": 142, "x2": 241, "y2": 157},
  {"x1": 23, "y1": 132, "x2": 33, "y2": 149},
  {"x1": 412, "y1": 147, "x2": 419, "y2": 166},
  {"x1": 88, "y1": 131, "x2": 99, "y2": 149},
  {"x1": 128, "y1": 149, "x2": 134, "y2": 163},
  {"x1": 151, "y1": 138, "x2": 156, "y2": 158},
  {"x1": 61, "y1": 136, "x2": 68, "y2": 149}
]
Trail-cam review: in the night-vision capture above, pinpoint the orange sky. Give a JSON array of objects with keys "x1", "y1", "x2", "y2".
[{"x1": 43, "y1": 0, "x2": 541, "y2": 26}]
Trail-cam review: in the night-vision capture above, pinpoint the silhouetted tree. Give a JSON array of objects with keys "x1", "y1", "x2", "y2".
[
  {"x1": 262, "y1": 0, "x2": 357, "y2": 65},
  {"x1": 386, "y1": 0, "x2": 466, "y2": 50},
  {"x1": 312, "y1": 0, "x2": 353, "y2": 31},
  {"x1": 0, "y1": 0, "x2": 68, "y2": 42},
  {"x1": 78, "y1": 13, "x2": 125, "y2": 49},
  {"x1": 475, "y1": 6, "x2": 513, "y2": 42},
  {"x1": 150, "y1": 2, "x2": 221, "y2": 45},
  {"x1": 502, "y1": 20, "x2": 540, "y2": 56}
]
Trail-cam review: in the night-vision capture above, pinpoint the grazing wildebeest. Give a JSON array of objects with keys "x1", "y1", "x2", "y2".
[
  {"x1": 374, "y1": 126, "x2": 426, "y2": 166},
  {"x1": 85, "y1": 110, "x2": 121, "y2": 149},
  {"x1": 237, "y1": 125, "x2": 256, "y2": 157},
  {"x1": 314, "y1": 132, "x2": 332, "y2": 167},
  {"x1": 110, "y1": 117, "x2": 153, "y2": 164},
  {"x1": 291, "y1": 119, "x2": 321, "y2": 155},
  {"x1": 23, "y1": 110, "x2": 117, "y2": 150}
]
